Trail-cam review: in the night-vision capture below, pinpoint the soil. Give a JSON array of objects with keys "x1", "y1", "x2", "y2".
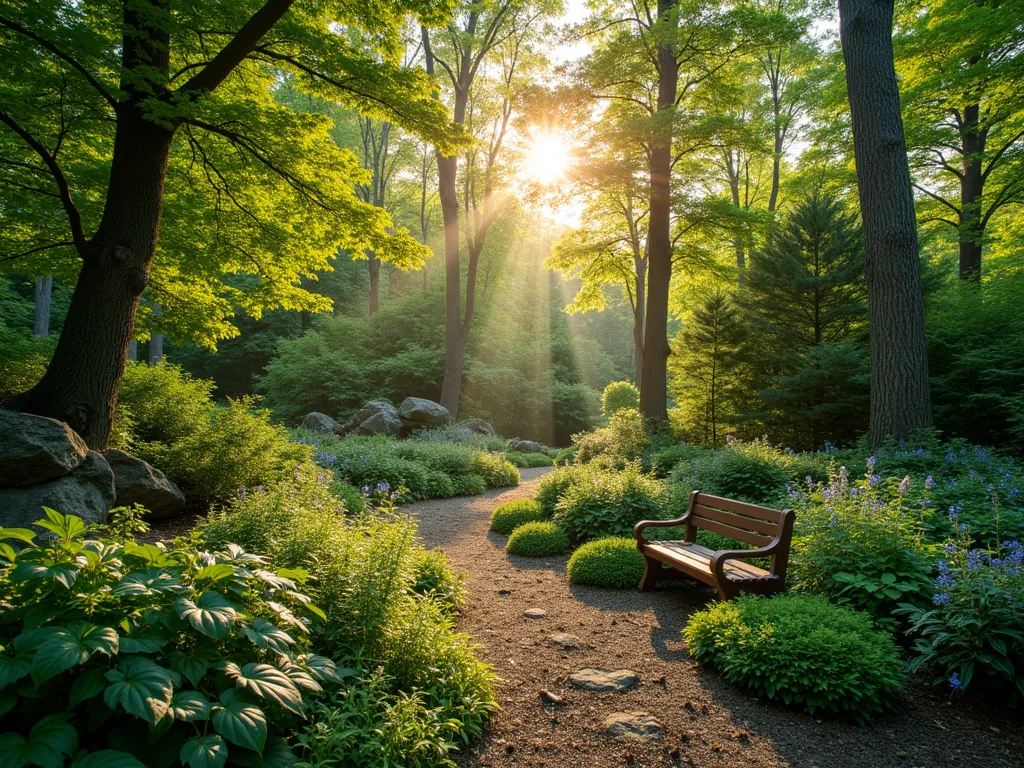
[{"x1": 412, "y1": 468, "x2": 1024, "y2": 768}]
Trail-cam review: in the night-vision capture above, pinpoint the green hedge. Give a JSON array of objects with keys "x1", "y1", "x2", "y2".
[
  {"x1": 567, "y1": 537, "x2": 645, "y2": 588},
  {"x1": 506, "y1": 522, "x2": 570, "y2": 556},
  {"x1": 490, "y1": 499, "x2": 545, "y2": 535}
]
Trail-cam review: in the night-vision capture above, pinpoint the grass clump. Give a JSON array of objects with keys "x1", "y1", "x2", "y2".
[
  {"x1": 684, "y1": 594, "x2": 904, "y2": 722},
  {"x1": 490, "y1": 498, "x2": 545, "y2": 534},
  {"x1": 506, "y1": 521, "x2": 570, "y2": 556},
  {"x1": 567, "y1": 537, "x2": 645, "y2": 588}
]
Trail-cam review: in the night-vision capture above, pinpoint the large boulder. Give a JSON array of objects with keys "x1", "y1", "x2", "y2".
[
  {"x1": 301, "y1": 412, "x2": 344, "y2": 436},
  {"x1": 357, "y1": 410, "x2": 402, "y2": 437},
  {"x1": 0, "y1": 450, "x2": 115, "y2": 530},
  {"x1": 343, "y1": 400, "x2": 398, "y2": 432},
  {"x1": 510, "y1": 439, "x2": 547, "y2": 454},
  {"x1": 103, "y1": 449, "x2": 186, "y2": 519},
  {"x1": 458, "y1": 418, "x2": 497, "y2": 438},
  {"x1": 0, "y1": 410, "x2": 88, "y2": 486},
  {"x1": 398, "y1": 397, "x2": 450, "y2": 427}
]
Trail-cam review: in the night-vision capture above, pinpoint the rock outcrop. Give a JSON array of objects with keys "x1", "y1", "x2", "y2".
[
  {"x1": 343, "y1": 400, "x2": 399, "y2": 433},
  {"x1": 104, "y1": 449, "x2": 186, "y2": 519},
  {"x1": 398, "y1": 397, "x2": 451, "y2": 427},
  {"x1": 510, "y1": 439, "x2": 547, "y2": 454},
  {"x1": 357, "y1": 410, "x2": 402, "y2": 437},
  {"x1": 0, "y1": 409, "x2": 88, "y2": 486},
  {"x1": 301, "y1": 411, "x2": 345, "y2": 435},
  {"x1": 458, "y1": 418, "x2": 497, "y2": 438}
]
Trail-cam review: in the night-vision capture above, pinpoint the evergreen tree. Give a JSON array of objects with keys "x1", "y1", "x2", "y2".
[
  {"x1": 741, "y1": 190, "x2": 868, "y2": 448},
  {"x1": 669, "y1": 290, "x2": 747, "y2": 445}
]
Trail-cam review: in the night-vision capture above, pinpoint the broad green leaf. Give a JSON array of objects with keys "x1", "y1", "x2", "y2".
[
  {"x1": 168, "y1": 648, "x2": 218, "y2": 687},
  {"x1": 119, "y1": 624, "x2": 170, "y2": 654},
  {"x1": 72, "y1": 750, "x2": 148, "y2": 768},
  {"x1": 302, "y1": 603, "x2": 327, "y2": 623},
  {"x1": 0, "y1": 732, "x2": 30, "y2": 768},
  {"x1": 275, "y1": 568, "x2": 309, "y2": 583},
  {"x1": 180, "y1": 735, "x2": 227, "y2": 768},
  {"x1": 103, "y1": 656, "x2": 174, "y2": 724},
  {"x1": 230, "y1": 663, "x2": 303, "y2": 714},
  {"x1": 0, "y1": 714, "x2": 79, "y2": 768},
  {"x1": 240, "y1": 619, "x2": 294, "y2": 653},
  {"x1": 265, "y1": 602, "x2": 306, "y2": 633},
  {"x1": 31, "y1": 622, "x2": 119, "y2": 685},
  {"x1": 35, "y1": 509, "x2": 88, "y2": 542},
  {"x1": 175, "y1": 592, "x2": 236, "y2": 640},
  {"x1": 11, "y1": 561, "x2": 80, "y2": 589},
  {"x1": 195, "y1": 563, "x2": 235, "y2": 583},
  {"x1": 277, "y1": 661, "x2": 320, "y2": 694},
  {"x1": 212, "y1": 688, "x2": 266, "y2": 753},
  {"x1": 122, "y1": 542, "x2": 177, "y2": 567},
  {"x1": 70, "y1": 667, "x2": 108, "y2": 706},
  {"x1": 261, "y1": 737, "x2": 298, "y2": 768},
  {"x1": 0, "y1": 542, "x2": 17, "y2": 562},
  {"x1": 301, "y1": 654, "x2": 349, "y2": 683},
  {"x1": 0, "y1": 650, "x2": 32, "y2": 687},
  {"x1": 880, "y1": 573, "x2": 897, "y2": 585},
  {"x1": 111, "y1": 569, "x2": 182, "y2": 597},
  {"x1": 252, "y1": 570, "x2": 297, "y2": 590},
  {"x1": 0, "y1": 687, "x2": 16, "y2": 716},
  {"x1": 0, "y1": 528, "x2": 36, "y2": 544},
  {"x1": 171, "y1": 690, "x2": 211, "y2": 721}
]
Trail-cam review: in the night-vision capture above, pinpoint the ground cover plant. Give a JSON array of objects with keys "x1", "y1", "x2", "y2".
[
  {"x1": 683, "y1": 595, "x2": 905, "y2": 722},
  {"x1": 505, "y1": 522, "x2": 570, "y2": 556},
  {"x1": 566, "y1": 537, "x2": 646, "y2": 588},
  {"x1": 490, "y1": 499, "x2": 545, "y2": 535}
]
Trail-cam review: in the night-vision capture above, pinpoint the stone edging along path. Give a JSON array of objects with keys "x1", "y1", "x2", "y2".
[{"x1": 410, "y1": 468, "x2": 1022, "y2": 768}]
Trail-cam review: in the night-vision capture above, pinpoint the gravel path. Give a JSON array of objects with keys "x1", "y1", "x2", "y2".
[{"x1": 412, "y1": 468, "x2": 1023, "y2": 768}]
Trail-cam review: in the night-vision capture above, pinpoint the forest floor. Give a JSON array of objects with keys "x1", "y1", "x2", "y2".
[{"x1": 413, "y1": 468, "x2": 1024, "y2": 768}]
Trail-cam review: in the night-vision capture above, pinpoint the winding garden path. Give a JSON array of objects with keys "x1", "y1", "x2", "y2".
[{"x1": 412, "y1": 468, "x2": 1023, "y2": 768}]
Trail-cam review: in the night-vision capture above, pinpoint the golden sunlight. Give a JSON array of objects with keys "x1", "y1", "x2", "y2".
[{"x1": 520, "y1": 128, "x2": 572, "y2": 186}]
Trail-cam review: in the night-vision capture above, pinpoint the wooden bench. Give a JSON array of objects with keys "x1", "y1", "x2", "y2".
[{"x1": 633, "y1": 491, "x2": 795, "y2": 600}]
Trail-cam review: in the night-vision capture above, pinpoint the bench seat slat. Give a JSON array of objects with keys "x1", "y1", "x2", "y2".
[
  {"x1": 692, "y1": 493, "x2": 783, "y2": 523},
  {"x1": 646, "y1": 541, "x2": 772, "y2": 581},
  {"x1": 687, "y1": 516, "x2": 773, "y2": 547},
  {"x1": 692, "y1": 504, "x2": 780, "y2": 536}
]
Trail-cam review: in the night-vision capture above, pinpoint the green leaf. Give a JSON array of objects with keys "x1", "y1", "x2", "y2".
[
  {"x1": 0, "y1": 687, "x2": 16, "y2": 716},
  {"x1": 212, "y1": 688, "x2": 266, "y2": 753},
  {"x1": 180, "y1": 735, "x2": 228, "y2": 768},
  {"x1": 111, "y1": 569, "x2": 182, "y2": 597},
  {"x1": 0, "y1": 528, "x2": 36, "y2": 545},
  {"x1": 0, "y1": 650, "x2": 32, "y2": 687},
  {"x1": 230, "y1": 663, "x2": 303, "y2": 714},
  {"x1": 240, "y1": 619, "x2": 294, "y2": 653},
  {"x1": 301, "y1": 654, "x2": 349, "y2": 683},
  {"x1": 275, "y1": 568, "x2": 310, "y2": 583},
  {"x1": 122, "y1": 542, "x2": 177, "y2": 567},
  {"x1": 0, "y1": 732, "x2": 30, "y2": 768},
  {"x1": 175, "y1": 592, "x2": 236, "y2": 640},
  {"x1": 35, "y1": 509, "x2": 88, "y2": 542},
  {"x1": 70, "y1": 667, "x2": 108, "y2": 707},
  {"x1": 119, "y1": 624, "x2": 170, "y2": 654},
  {"x1": 880, "y1": 573, "x2": 897, "y2": 585},
  {"x1": 103, "y1": 656, "x2": 174, "y2": 724},
  {"x1": 261, "y1": 737, "x2": 298, "y2": 768},
  {"x1": 31, "y1": 622, "x2": 119, "y2": 685},
  {"x1": 0, "y1": 714, "x2": 79, "y2": 768},
  {"x1": 171, "y1": 690, "x2": 211, "y2": 721},
  {"x1": 882, "y1": 587, "x2": 902, "y2": 600},
  {"x1": 195, "y1": 563, "x2": 235, "y2": 583},
  {"x1": 72, "y1": 751, "x2": 147, "y2": 768},
  {"x1": 169, "y1": 648, "x2": 218, "y2": 687},
  {"x1": 11, "y1": 561, "x2": 80, "y2": 589}
]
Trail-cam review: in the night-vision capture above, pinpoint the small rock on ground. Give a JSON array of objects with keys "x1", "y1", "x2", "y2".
[
  {"x1": 523, "y1": 608, "x2": 546, "y2": 619},
  {"x1": 604, "y1": 712, "x2": 663, "y2": 741},
  {"x1": 568, "y1": 668, "x2": 639, "y2": 693},
  {"x1": 549, "y1": 632, "x2": 580, "y2": 647}
]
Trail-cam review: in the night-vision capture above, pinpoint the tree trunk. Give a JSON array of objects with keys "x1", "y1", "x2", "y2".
[
  {"x1": 33, "y1": 274, "x2": 53, "y2": 337},
  {"x1": 437, "y1": 152, "x2": 464, "y2": 420},
  {"x1": 9, "y1": 111, "x2": 174, "y2": 448},
  {"x1": 368, "y1": 252, "x2": 380, "y2": 314},
  {"x1": 839, "y1": 0, "x2": 932, "y2": 448},
  {"x1": 633, "y1": 256, "x2": 646, "y2": 387},
  {"x1": 640, "y1": 0, "x2": 678, "y2": 425},
  {"x1": 958, "y1": 103, "x2": 985, "y2": 282}
]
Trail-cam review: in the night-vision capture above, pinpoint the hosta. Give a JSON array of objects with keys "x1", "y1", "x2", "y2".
[{"x1": 0, "y1": 509, "x2": 349, "y2": 768}]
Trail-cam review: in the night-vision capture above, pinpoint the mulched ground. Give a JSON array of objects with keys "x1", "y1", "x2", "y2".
[{"x1": 412, "y1": 468, "x2": 1024, "y2": 768}]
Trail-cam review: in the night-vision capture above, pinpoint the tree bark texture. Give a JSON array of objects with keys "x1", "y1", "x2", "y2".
[
  {"x1": 640, "y1": 0, "x2": 679, "y2": 425},
  {"x1": 33, "y1": 274, "x2": 52, "y2": 337},
  {"x1": 958, "y1": 103, "x2": 985, "y2": 281},
  {"x1": 839, "y1": 0, "x2": 932, "y2": 448},
  {"x1": 633, "y1": 255, "x2": 646, "y2": 387},
  {"x1": 436, "y1": 151, "x2": 464, "y2": 420}
]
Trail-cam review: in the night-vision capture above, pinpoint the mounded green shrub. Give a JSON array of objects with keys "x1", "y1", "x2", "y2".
[
  {"x1": 450, "y1": 474, "x2": 488, "y2": 496},
  {"x1": 472, "y1": 452, "x2": 520, "y2": 487},
  {"x1": 648, "y1": 443, "x2": 710, "y2": 478},
  {"x1": 684, "y1": 595, "x2": 904, "y2": 722},
  {"x1": 490, "y1": 499, "x2": 545, "y2": 534},
  {"x1": 670, "y1": 439, "x2": 790, "y2": 506},
  {"x1": 331, "y1": 481, "x2": 366, "y2": 514},
  {"x1": 567, "y1": 537, "x2": 645, "y2": 588},
  {"x1": 553, "y1": 445, "x2": 577, "y2": 465},
  {"x1": 535, "y1": 463, "x2": 592, "y2": 515},
  {"x1": 601, "y1": 380, "x2": 640, "y2": 417},
  {"x1": 506, "y1": 522, "x2": 570, "y2": 556},
  {"x1": 552, "y1": 462, "x2": 668, "y2": 544}
]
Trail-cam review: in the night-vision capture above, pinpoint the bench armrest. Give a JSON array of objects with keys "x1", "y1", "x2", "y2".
[
  {"x1": 709, "y1": 541, "x2": 782, "y2": 583},
  {"x1": 633, "y1": 515, "x2": 690, "y2": 547}
]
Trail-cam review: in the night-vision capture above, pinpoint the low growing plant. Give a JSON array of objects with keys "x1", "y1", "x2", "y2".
[
  {"x1": 490, "y1": 500, "x2": 545, "y2": 535},
  {"x1": 684, "y1": 594, "x2": 904, "y2": 722},
  {"x1": 567, "y1": 538, "x2": 645, "y2": 588},
  {"x1": 552, "y1": 462, "x2": 668, "y2": 544},
  {"x1": 506, "y1": 522, "x2": 569, "y2": 557}
]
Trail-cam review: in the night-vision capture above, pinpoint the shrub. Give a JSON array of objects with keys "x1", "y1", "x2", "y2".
[
  {"x1": 506, "y1": 522, "x2": 570, "y2": 556},
  {"x1": 115, "y1": 360, "x2": 215, "y2": 446},
  {"x1": 411, "y1": 549, "x2": 467, "y2": 613},
  {"x1": 670, "y1": 438, "x2": 790, "y2": 506},
  {"x1": 552, "y1": 462, "x2": 669, "y2": 544},
  {"x1": 331, "y1": 481, "x2": 366, "y2": 514},
  {"x1": 567, "y1": 537, "x2": 645, "y2": 588},
  {"x1": 160, "y1": 396, "x2": 313, "y2": 504},
  {"x1": 490, "y1": 499, "x2": 545, "y2": 535},
  {"x1": 684, "y1": 595, "x2": 904, "y2": 722},
  {"x1": 648, "y1": 443, "x2": 710, "y2": 479},
  {"x1": 450, "y1": 474, "x2": 488, "y2": 496},
  {"x1": 574, "y1": 408, "x2": 647, "y2": 468},
  {"x1": 472, "y1": 452, "x2": 520, "y2": 487},
  {"x1": 535, "y1": 463, "x2": 593, "y2": 516},
  {"x1": 0, "y1": 509, "x2": 340, "y2": 766},
  {"x1": 601, "y1": 380, "x2": 640, "y2": 418},
  {"x1": 898, "y1": 521, "x2": 1024, "y2": 697},
  {"x1": 553, "y1": 445, "x2": 577, "y2": 465},
  {"x1": 789, "y1": 462, "x2": 936, "y2": 626}
]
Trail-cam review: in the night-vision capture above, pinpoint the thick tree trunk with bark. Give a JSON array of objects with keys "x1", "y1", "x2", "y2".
[
  {"x1": 839, "y1": 0, "x2": 932, "y2": 448},
  {"x1": 437, "y1": 152, "x2": 464, "y2": 419},
  {"x1": 958, "y1": 103, "x2": 985, "y2": 281},
  {"x1": 633, "y1": 256, "x2": 646, "y2": 387},
  {"x1": 33, "y1": 274, "x2": 53, "y2": 337},
  {"x1": 640, "y1": 0, "x2": 678, "y2": 425}
]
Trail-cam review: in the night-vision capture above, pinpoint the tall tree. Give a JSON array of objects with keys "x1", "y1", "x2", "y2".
[
  {"x1": 421, "y1": 0, "x2": 547, "y2": 419},
  {"x1": 897, "y1": 0, "x2": 1024, "y2": 281},
  {"x1": 0, "y1": 0, "x2": 456, "y2": 447},
  {"x1": 838, "y1": 0, "x2": 933, "y2": 446},
  {"x1": 32, "y1": 274, "x2": 52, "y2": 337}
]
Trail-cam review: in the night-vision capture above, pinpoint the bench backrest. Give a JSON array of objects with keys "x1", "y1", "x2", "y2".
[{"x1": 683, "y1": 491, "x2": 788, "y2": 548}]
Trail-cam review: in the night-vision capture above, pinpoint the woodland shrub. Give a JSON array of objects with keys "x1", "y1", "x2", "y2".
[
  {"x1": 669, "y1": 438, "x2": 793, "y2": 506},
  {"x1": 898, "y1": 521, "x2": 1024, "y2": 698},
  {"x1": 0, "y1": 509, "x2": 341, "y2": 766},
  {"x1": 684, "y1": 595, "x2": 904, "y2": 722},
  {"x1": 573, "y1": 407, "x2": 647, "y2": 467},
  {"x1": 505, "y1": 521, "x2": 570, "y2": 556},
  {"x1": 552, "y1": 462, "x2": 669, "y2": 544},
  {"x1": 647, "y1": 442, "x2": 711, "y2": 478},
  {"x1": 506, "y1": 450, "x2": 554, "y2": 468},
  {"x1": 601, "y1": 380, "x2": 640, "y2": 417},
  {"x1": 788, "y1": 461, "x2": 936, "y2": 627},
  {"x1": 535, "y1": 463, "x2": 593, "y2": 515},
  {"x1": 567, "y1": 537, "x2": 645, "y2": 588},
  {"x1": 490, "y1": 499, "x2": 545, "y2": 535}
]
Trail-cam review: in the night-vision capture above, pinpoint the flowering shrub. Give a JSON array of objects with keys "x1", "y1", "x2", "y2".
[
  {"x1": 684, "y1": 595, "x2": 904, "y2": 722},
  {"x1": 898, "y1": 517, "x2": 1024, "y2": 697},
  {"x1": 790, "y1": 459, "x2": 936, "y2": 626}
]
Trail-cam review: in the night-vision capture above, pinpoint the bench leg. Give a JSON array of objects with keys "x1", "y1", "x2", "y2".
[{"x1": 638, "y1": 555, "x2": 661, "y2": 592}]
